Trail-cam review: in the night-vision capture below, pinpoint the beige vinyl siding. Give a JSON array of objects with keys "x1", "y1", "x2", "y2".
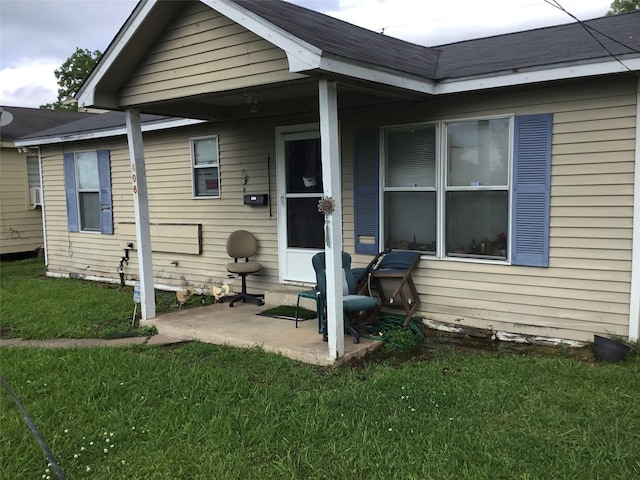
[
  {"x1": 41, "y1": 119, "x2": 288, "y2": 297},
  {"x1": 0, "y1": 148, "x2": 44, "y2": 254},
  {"x1": 340, "y1": 75, "x2": 636, "y2": 342},
  {"x1": 42, "y1": 74, "x2": 636, "y2": 343},
  {"x1": 119, "y1": 2, "x2": 305, "y2": 106}
]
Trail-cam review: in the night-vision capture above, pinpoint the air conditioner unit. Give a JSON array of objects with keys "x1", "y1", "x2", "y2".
[{"x1": 29, "y1": 186, "x2": 41, "y2": 208}]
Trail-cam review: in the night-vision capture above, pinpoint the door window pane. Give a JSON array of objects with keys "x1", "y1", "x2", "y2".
[
  {"x1": 385, "y1": 191, "x2": 436, "y2": 252},
  {"x1": 286, "y1": 138, "x2": 322, "y2": 194},
  {"x1": 445, "y1": 191, "x2": 508, "y2": 258},
  {"x1": 287, "y1": 197, "x2": 324, "y2": 249},
  {"x1": 447, "y1": 118, "x2": 509, "y2": 187}
]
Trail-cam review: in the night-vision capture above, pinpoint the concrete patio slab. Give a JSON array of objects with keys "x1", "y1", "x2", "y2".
[{"x1": 146, "y1": 301, "x2": 383, "y2": 366}]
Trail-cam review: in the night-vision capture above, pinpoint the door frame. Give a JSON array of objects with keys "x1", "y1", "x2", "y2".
[{"x1": 275, "y1": 123, "x2": 321, "y2": 283}]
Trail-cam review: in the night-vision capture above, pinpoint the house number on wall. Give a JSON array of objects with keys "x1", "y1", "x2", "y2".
[{"x1": 131, "y1": 164, "x2": 138, "y2": 195}]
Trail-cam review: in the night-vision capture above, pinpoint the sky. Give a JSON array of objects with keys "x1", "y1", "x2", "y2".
[{"x1": 0, "y1": 0, "x2": 613, "y2": 109}]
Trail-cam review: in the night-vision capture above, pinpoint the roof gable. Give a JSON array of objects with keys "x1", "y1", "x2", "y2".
[
  {"x1": 232, "y1": 0, "x2": 440, "y2": 79},
  {"x1": 77, "y1": 0, "x2": 640, "y2": 110}
]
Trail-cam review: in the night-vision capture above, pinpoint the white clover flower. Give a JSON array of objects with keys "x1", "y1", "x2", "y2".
[
  {"x1": 110, "y1": 432, "x2": 114, "y2": 437},
  {"x1": 64, "y1": 429, "x2": 68, "y2": 434},
  {"x1": 388, "y1": 428, "x2": 393, "y2": 431},
  {"x1": 81, "y1": 447, "x2": 85, "y2": 451},
  {"x1": 104, "y1": 448, "x2": 108, "y2": 454},
  {"x1": 90, "y1": 442, "x2": 94, "y2": 446},
  {"x1": 122, "y1": 460, "x2": 126, "y2": 465},
  {"x1": 106, "y1": 438, "x2": 110, "y2": 443},
  {"x1": 86, "y1": 466, "x2": 91, "y2": 472},
  {"x1": 74, "y1": 454, "x2": 79, "y2": 459}
]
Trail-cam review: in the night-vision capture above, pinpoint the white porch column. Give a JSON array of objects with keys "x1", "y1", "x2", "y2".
[
  {"x1": 125, "y1": 109, "x2": 156, "y2": 320},
  {"x1": 319, "y1": 79, "x2": 344, "y2": 360},
  {"x1": 629, "y1": 78, "x2": 640, "y2": 341}
]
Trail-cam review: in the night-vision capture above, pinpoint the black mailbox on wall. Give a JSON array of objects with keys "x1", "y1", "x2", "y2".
[{"x1": 243, "y1": 194, "x2": 268, "y2": 206}]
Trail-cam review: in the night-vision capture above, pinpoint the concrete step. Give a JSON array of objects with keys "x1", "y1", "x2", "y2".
[{"x1": 265, "y1": 286, "x2": 319, "y2": 312}]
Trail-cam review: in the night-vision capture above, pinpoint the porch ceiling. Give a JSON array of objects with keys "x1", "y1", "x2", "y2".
[{"x1": 122, "y1": 77, "x2": 426, "y2": 121}]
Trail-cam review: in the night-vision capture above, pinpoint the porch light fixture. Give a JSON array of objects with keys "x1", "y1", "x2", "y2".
[{"x1": 241, "y1": 93, "x2": 259, "y2": 114}]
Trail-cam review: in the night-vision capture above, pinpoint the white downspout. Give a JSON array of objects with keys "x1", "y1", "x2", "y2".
[
  {"x1": 125, "y1": 109, "x2": 156, "y2": 320},
  {"x1": 319, "y1": 79, "x2": 344, "y2": 360},
  {"x1": 629, "y1": 78, "x2": 640, "y2": 341}
]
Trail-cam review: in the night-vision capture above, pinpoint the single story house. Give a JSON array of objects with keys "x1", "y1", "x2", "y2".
[
  {"x1": 16, "y1": 0, "x2": 640, "y2": 360},
  {"x1": 0, "y1": 106, "x2": 93, "y2": 257}
]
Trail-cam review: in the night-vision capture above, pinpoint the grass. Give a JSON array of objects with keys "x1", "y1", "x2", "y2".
[
  {"x1": 0, "y1": 258, "x2": 214, "y2": 339},
  {"x1": 1, "y1": 257, "x2": 640, "y2": 479},
  {"x1": 2, "y1": 345, "x2": 639, "y2": 479}
]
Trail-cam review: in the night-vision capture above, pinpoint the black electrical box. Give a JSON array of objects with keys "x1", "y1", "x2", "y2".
[{"x1": 243, "y1": 194, "x2": 268, "y2": 206}]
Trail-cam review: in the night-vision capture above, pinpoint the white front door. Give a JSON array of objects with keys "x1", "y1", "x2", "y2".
[{"x1": 276, "y1": 126, "x2": 324, "y2": 283}]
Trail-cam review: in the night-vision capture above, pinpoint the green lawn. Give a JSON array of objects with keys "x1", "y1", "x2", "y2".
[
  {"x1": 0, "y1": 258, "x2": 212, "y2": 339},
  {"x1": 1, "y1": 258, "x2": 639, "y2": 479}
]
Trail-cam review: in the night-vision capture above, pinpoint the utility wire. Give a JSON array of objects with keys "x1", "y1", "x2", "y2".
[
  {"x1": 543, "y1": 0, "x2": 639, "y2": 73},
  {"x1": 0, "y1": 374, "x2": 66, "y2": 480}
]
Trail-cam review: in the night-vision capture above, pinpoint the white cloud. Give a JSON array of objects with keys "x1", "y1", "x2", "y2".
[
  {"x1": 0, "y1": 63, "x2": 58, "y2": 107},
  {"x1": 322, "y1": 0, "x2": 612, "y2": 45}
]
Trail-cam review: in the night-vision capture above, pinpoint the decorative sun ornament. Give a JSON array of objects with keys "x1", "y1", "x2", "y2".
[{"x1": 317, "y1": 196, "x2": 335, "y2": 215}]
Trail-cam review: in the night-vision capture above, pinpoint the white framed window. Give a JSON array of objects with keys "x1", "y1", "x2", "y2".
[
  {"x1": 444, "y1": 117, "x2": 511, "y2": 259},
  {"x1": 63, "y1": 150, "x2": 112, "y2": 234},
  {"x1": 356, "y1": 114, "x2": 551, "y2": 267},
  {"x1": 381, "y1": 116, "x2": 512, "y2": 260},
  {"x1": 191, "y1": 136, "x2": 220, "y2": 198},
  {"x1": 76, "y1": 151, "x2": 101, "y2": 231}
]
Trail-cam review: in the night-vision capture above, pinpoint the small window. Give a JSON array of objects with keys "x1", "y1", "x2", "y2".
[
  {"x1": 191, "y1": 136, "x2": 220, "y2": 198},
  {"x1": 76, "y1": 151, "x2": 101, "y2": 231},
  {"x1": 63, "y1": 150, "x2": 112, "y2": 234}
]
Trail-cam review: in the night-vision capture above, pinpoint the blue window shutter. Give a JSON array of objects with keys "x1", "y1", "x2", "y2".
[
  {"x1": 97, "y1": 150, "x2": 113, "y2": 234},
  {"x1": 63, "y1": 153, "x2": 79, "y2": 232},
  {"x1": 512, "y1": 114, "x2": 552, "y2": 267},
  {"x1": 353, "y1": 129, "x2": 380, "y2": 254}
]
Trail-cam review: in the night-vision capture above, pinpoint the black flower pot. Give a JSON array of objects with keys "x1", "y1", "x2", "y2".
[{"x1": 593, "y1": 335, "x2": 631, "y2": 362}]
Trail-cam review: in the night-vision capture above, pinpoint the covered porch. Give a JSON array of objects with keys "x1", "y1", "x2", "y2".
[{"x1": 145, "y1": 299, "x2": 383, "y2": 366}]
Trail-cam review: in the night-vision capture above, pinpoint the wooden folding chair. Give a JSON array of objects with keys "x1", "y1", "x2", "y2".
[{"x1": 361, "y1": 250, "x2": 421, "y2": 326}]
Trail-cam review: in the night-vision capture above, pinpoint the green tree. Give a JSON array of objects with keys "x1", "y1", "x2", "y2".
[
  {"x1": 607, "y1": 0, "x2": 640, "y2": 15},
  {"x1": 40, "y1": 47, "x2": 102, "y2": 111}
]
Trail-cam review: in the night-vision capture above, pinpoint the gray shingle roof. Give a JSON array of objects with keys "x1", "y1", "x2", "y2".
[
  {"x1": 234, "y1": 0, "x2": 640, "y2": 81},
  {"x1": 15, "y1": 111, "x2": 177, "y2": 142},
  {"x1": 434, "y1": 11, "x2": 640, "y2": 79},
  {"x1": 0, "y1": 106, "x2": 94, "y2": 142},
  {"x1": 233, "y1": 0, "x2": 441, "y2": 78}
]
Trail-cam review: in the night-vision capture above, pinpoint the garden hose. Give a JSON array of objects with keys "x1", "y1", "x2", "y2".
[
  {"x1": 359, "y1": 313, "x2": 425, "y2": 350},
  {"x1": 0, "y1": 374, "x2": 66, "y2": 479}
]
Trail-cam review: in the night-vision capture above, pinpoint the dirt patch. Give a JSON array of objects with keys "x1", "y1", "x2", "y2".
[{"x1": 349, "y1": 329, "x2": 598, "y2": 367}]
